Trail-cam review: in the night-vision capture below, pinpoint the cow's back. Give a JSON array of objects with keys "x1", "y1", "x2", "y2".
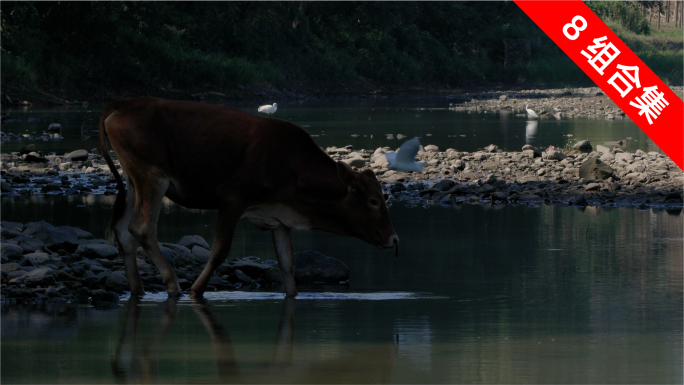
[{"x1": 103, "y1": 97, "x2": 337, "y2": 209}]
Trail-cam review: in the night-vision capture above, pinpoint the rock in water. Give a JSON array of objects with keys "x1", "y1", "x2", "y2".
[
  {"x1": 216, "y1": 260, "x2": 273, "y2": 279},
  {"x1": 105, "y1": 271, "x2": 129, "y2": 293},
  {"x1": 572, "y1": 140, "x2": 593, "y2": 153},
  {"x1": 579, "y1": 156, "x2": 614, "y2": 181},
  {"x1": 432, "y1": 180, "x2": 456, "y2": 191},
  {"x1": 178, "y1": 235, "x2": 210, "y2": 250},
  {"x1": 294, "y1": 250, "x2": 349, "y2": 283},
  {"x1": 64, "y1": 149, "x2": 89, "y2": 162},
  {"x1": 571, "y1": 195, "x2": 588, "y2": 207}
]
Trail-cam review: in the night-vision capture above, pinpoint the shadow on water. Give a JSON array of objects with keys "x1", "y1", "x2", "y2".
[{"x1": 111, "y1": 297, "x2": 395, "y2": 384}]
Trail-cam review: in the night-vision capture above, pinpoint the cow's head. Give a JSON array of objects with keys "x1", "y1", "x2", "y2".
[{"x1": 335, "y1": 161, "x2": 399, "y2": 250}]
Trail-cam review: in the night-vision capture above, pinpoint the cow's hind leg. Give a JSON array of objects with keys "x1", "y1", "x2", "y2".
[
  {"x1": 191, "y1": 208, "x2": 242, "y2": 298},
  {"x1": 114, "y1": 174, "x2": 144, "y2": 295},
  {"x1": 128, "y1": 179, "x2": 182, "y2": 297},
  {"x1": 272, "y1": 225, "x2": 297, "y2": 297}
]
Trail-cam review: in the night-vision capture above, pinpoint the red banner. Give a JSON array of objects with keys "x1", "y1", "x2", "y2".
[{"x1": 515, "y1": 0, "x2": 683, "y2": 170}]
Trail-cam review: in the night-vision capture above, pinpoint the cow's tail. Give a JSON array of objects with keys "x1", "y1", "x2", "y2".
[{"x1": 99, "y1": 105, "x2": 126, "y2": 243}]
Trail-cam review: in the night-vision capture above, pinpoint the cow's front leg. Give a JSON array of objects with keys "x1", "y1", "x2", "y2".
[
  {"x1": 272, "y1": 225, "x2": 297, "y2": 297},
  {"x1": 191, "y1": 207, "x2": 242, "y2": 298}
]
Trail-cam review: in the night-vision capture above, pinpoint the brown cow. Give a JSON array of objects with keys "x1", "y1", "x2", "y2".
[{"x1": 99, "y1": 97, "x2": 398, "y2": 298}]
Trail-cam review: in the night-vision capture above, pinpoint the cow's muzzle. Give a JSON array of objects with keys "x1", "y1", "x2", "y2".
[{"x1": 379, "y1": 234, "x2": 399, "y2": 253}]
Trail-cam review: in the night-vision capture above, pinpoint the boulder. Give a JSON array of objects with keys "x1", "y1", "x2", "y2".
[
  {"x1": 626, "y1": 162, "x2": 646, "y2": 174},
  {"x1": 81, "y1": 244, "x2": 119, "y2": 260},
  {"x1": 615, "y1": 153, "x2": 634, "y2": 163},
  {"x1": 191, "y1": 245, "x2": 211, "y2": 263},
  {"x1": 72, "y1": 227, "x2": 94, "y2": 240},
  {"x1": 90, "y1": 289, "x2": 120, "y2": 307},
  {"x1": 294, "y1": 250, "x2": 349, "y2": 283},
  {"x1": 579, "y1": 157, "x2": 614, "y2": 181},
  {"x1": 24, "y1": 251, "x2": 50, "y2": 265},
  {"x1": 47, "y1": 123, "x2": 62, "y2": 133},
  {"x1": 432, "y1": 180, "x2": 456, "y2": 192},
  {"x1": 521, "y1": 145, "x2": 541, "y2": 157},
  {"x1": 23, "y1": 221, "x2": 78, "y2": 252},
  {"x1": 1, "y1": 221, "x2": 23, "y2": 231},
  {"x1": 545, "y1": 149, "x2": 567, "y2": 160},
  {"x1": 161, "y1": 243, "x2": 195, "y2": 267},
  {"x1": 665, "y1": 191, "x2": 683, "y2": 202},
  {"x1": 258, "y1": 267, "x2": 283, "y2": 284},
  {"x1": 342, "y1": 158, "x2": 367, "y2": 168},
  {"x1": 136, "y1": 244, "x2": 175, "y2": 265},
  {"x1": 600, "y1": 152, "x2": 615, "y2": 162},
  {"x1": 159, "y1": 245, "x2": 175, "y2": 265},
  {"x1": 1, "y1": 243, "x2": 24, "y2": 261},
  {"x1": 23, "y1": 267, "x2": 57, "y2": 287},
  {"x1": 1, "y1": 181, "x2": 14, "y2": 193},
  {"x1": 572, "y1": 140, "x2": 592, "y2": 153},
  {"x1": 217, "y1": 260, "x2": 273, "y2": 279},
  {"x1": 372, "y1": 154, "x2": 389, "y2": 168},
  {"x1": 105, "y1": 271, "x2": 129, "y2": 293},
  {"x1": 226, "y1": 269, "x2": 255, "y2": 285},
  {"x1": 596, "y1": 144, "x2": 611, "y2": 154},
  {"x1": 15, "y1": 236, "x2": 46, "y2": 253},
  {"x1": 571, "y1": 195, "x2": 588, "y2": 206},
  {"x1": 56, "y1": 269, "x2": 79, "y2": 282},
  {"x1": 484, "y1": 144, "x2": 499, "y2": 153},
  {"x1": 1, "y1": 262, "x2": 21, "y2": 273},
  {"x1": 424, "y1": 145, "x2": 439, "y2": 152},
  {"x1": 451, "y1": 160, "x2": 465, "y2": 172},
  {"x1": 521, "y1": 149, "x2": 536, "y2": 159},
  {"x1": 178, "y1": 235, "x2": 210, "y2": 250},
  {"x1": 64, "y1": 149, "x2": 89, "y2": 162}
]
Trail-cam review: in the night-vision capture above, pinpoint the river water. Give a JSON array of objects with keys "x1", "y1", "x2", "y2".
[
  {"x1": 1, "y1": 102, "x2": 682, "y2": 383},
  {"x1": 0, "y1": 99, "x2": 664, "y2": 154}
]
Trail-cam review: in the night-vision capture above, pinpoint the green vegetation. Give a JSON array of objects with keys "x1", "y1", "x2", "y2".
[{"x1": 1, "y1": 1, "x2": 681, "y2": 93}]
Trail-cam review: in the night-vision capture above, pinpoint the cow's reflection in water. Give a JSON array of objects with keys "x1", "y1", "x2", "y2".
[
  {"x1": 111, "y1": 297, "x2": 394, "y2": 383},
  {"x1": 111, "y1": 296, "x2": 179, "y2": 382}
]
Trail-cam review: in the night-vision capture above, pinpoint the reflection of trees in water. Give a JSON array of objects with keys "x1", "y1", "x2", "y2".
[{"x1": 522, "y1": 206, "x2": 682, "y2": 331}]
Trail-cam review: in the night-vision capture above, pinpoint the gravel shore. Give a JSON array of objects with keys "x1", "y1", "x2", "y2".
[{"x1": 2, "y1": 138, "x2": 683, "y2": 210}]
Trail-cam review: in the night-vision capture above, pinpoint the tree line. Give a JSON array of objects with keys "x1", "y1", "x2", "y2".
[{"x1": 1, "y1": 1, "x2": 679, "y2": 92}]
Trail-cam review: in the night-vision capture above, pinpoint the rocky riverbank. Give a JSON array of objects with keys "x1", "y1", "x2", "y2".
[
  {"x1": 1, "y1": 139, "x2": 683, "y2": 209},
  {"x1": 446, "y1": 86, "x2": 684, "y2": 119},
  {"x1": 340, "y1": 141, "x2": 683, "y2": 210},
  {"x1": 0, "y1": 220, "x2": 350, "y2": 305}
]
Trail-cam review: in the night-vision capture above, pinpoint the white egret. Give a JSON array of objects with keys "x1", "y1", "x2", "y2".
[
  {"x1": 525, "y1": 103, "x2": 538, "y2": 119},
  {"x1": 258, "y1": 103, "x2": 278, "y2": 115},
  {"x1": 384, "y1": 137, "x2": 425, "y2": 172}
]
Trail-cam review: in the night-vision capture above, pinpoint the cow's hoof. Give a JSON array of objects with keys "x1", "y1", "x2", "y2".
[
  {"x1": 189, "y1": 290, "x2": 204, "y2": 299},
  {"x1": 167, "y1": 290, "x2": 183, "y2": 298}
]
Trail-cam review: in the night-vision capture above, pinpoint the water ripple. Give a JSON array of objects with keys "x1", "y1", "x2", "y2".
[{"x1": 122, "y1": 291, "x2": 446, "y2": 302}]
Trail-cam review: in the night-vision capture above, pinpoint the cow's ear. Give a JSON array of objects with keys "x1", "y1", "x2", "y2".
[{"x1": 336, "y1": 161, "x2": 356, "y2": 187}]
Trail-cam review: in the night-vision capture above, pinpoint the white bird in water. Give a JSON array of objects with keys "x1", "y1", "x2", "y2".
[
  {"x1": 258, "y1": 103, "x2": 278, "y2": 115},
  {"x1": 384, "y1": 137, "x2": 425, "y2": 172},
  {"x1": 525, "y1": 103, "x2": 538, "y2": 119}
]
